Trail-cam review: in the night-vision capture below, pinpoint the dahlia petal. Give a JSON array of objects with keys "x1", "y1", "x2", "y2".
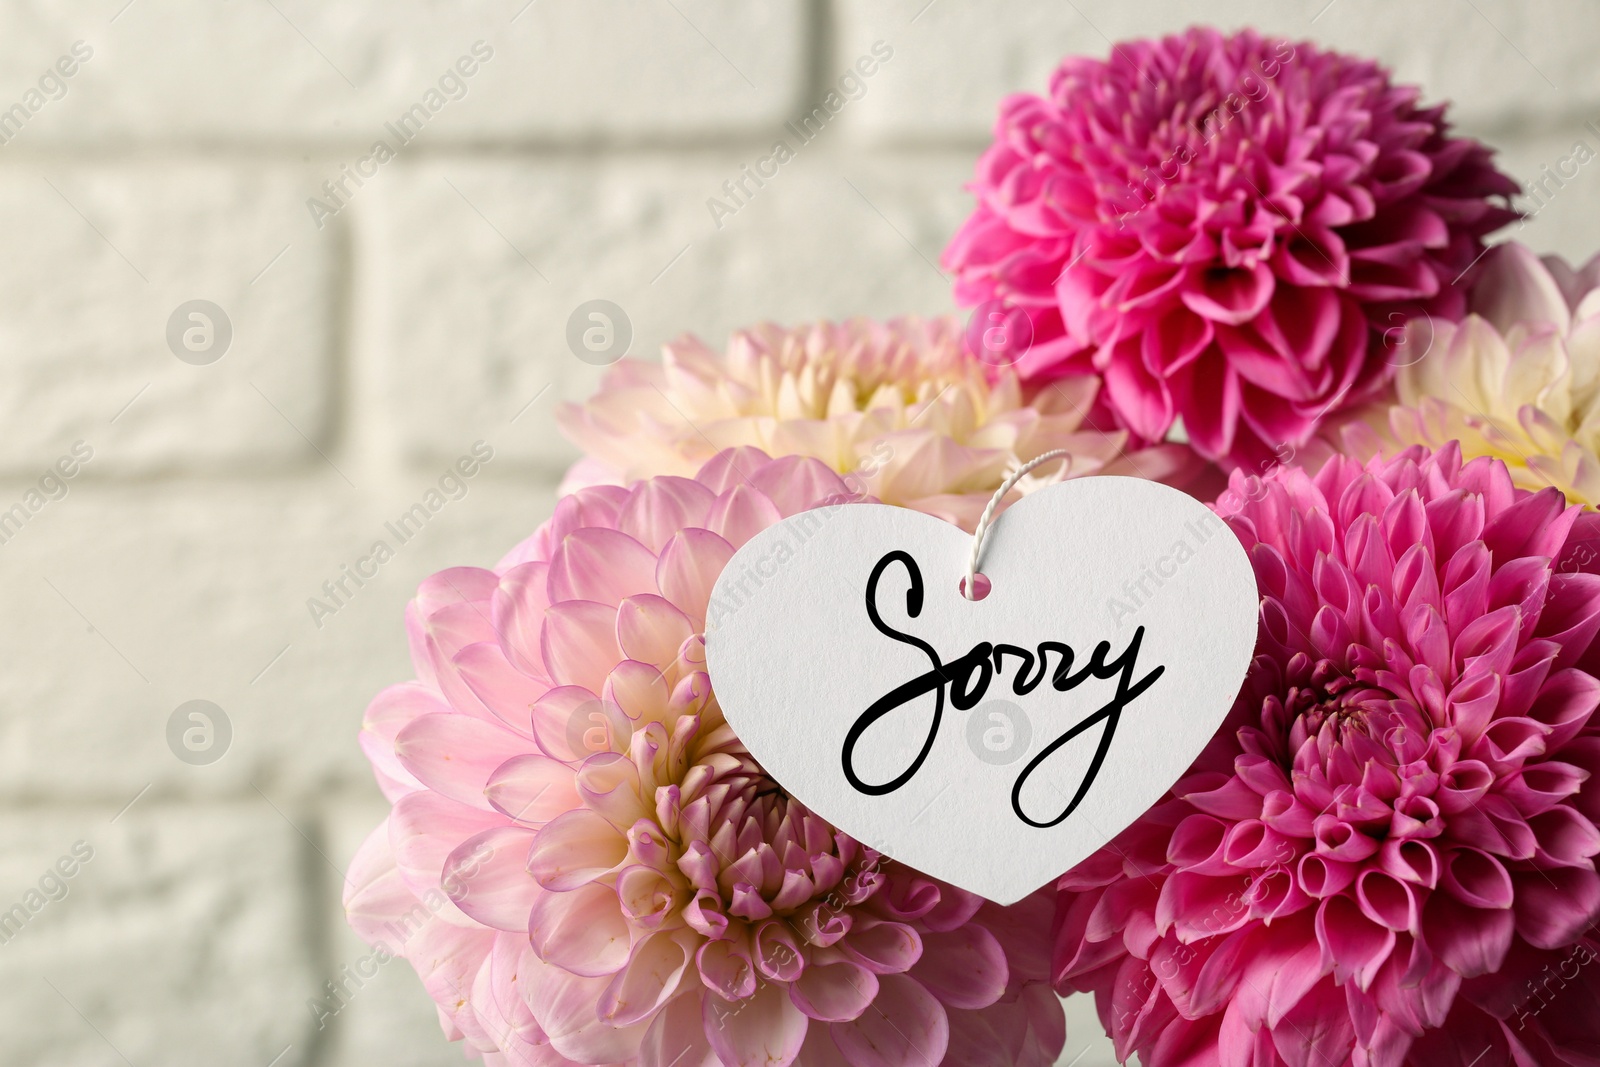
[
  {"x1": 615, "y1": 475, "x2": 717, "y2": 553},
  {"x1": 360, "y1": 683, "x2": 444, "y2": 800},
  {"x1": 491, "y1": 561, "x2": 552, "y2": 680},
  {"x1": 828, "y1": 973, "x2": 949, "y2": 1067},
  {"x1": 599, "y1": 930, "x2": 693, "y2": 1026},
  {"x1": 748, "y1": 454, "x2": 852, "y2": 517},
  {"x1": 1422, "y1": 892, "x2": 1513, "y2": 977},
  {"x1": 617, "y1": 864, "x2": 680, "y2": 929},
  {"x1": 394, "y1": 713, "x2": 530, "y2": 812},
  {"x1": 1271, "y1": 979, "x2": 1355, "y2": 1067},
  {"x1": 705, "y1": 485, "x2": 784, "y2": 549},
  {"x1": 1378, "y1": 839, "x2": 1439, "y2": 888},
  {"x1": 1298, "y1": 854, "x2": 1358, "y2": 899},
  {"x1": 525, "y1": 808, "x2": 628, "y2": 890},
  {"x1": 406, "y1": 916, "x2": 497, "y2": 1043},
  {"x1": 1182, "y1": 775, "x2": 1265, "y2": 820},
  {"x1": 839, "y1": 920, "x2": 923, "y2": 974},
  {"x1": 415, "y1": 563, "x2": 501, "y2": 613},
  {"x1": 604, "y1": 660, "x2": 671, "y2": 727},
  {"x1": 979, "y1": 896, "x2": 1058, "y2": 987},
  {"x1": 1312, "y1": 817, "x2": 1380, "y2": 863},
  {"x1": 1108, "y1": 952, "x2": 1178, "y2": 1059},
  {"x1": 1147, "y1": 1008, "x2": 1226, "y2": 1067},
  {"x1": 1167, "y1": 813, "x2": 1231, "y2": 871},
  {"x1": 796, "y1": 1022, "x2": 856, "y2": 1067},
  {"x1": 616, "y1": 594, "x2": 696, "y2": 670},
  {"x1": 472, "y1": 933, "x2": 550, "y2": 1060},
  {"x1": 527, "y1": 958, "x2": 650, "y2": 1062},
  {"x1": 1440, "y1": 847, "x2": 1514, "y2": 909},
  {"x1": 1161, "y1": 873, "x2": 1255, "y2": 941},
  {"x1": 939, "y1": 1000, "x2": 1018, "y2": 1067},
  {"x1": 575, "y1": 752, "x2": 648, "y2": 831},
  {"x1": 1512, "y1": 867, "x2": 1600, "y2": 949},
  {"x1": 1184, "y1": 924, "x2": 1262, "y2": 1020},
  {"x1": 697, "y1": 934, "x2": 758, "y2": 1001},
  {"x1": 860, "y1": 874, "x2": 933, "y2": 927},
  {"x1": 1102, "y1": 351, "x2": 1173, "y2": 442},
  {"x1": 1175, "y1": 351, "x2": 1240, "y2": 460},
  {"x1": 1088, "y1": 879, "x2": 1162, "y2": 957},
  {"x1": 527, "y1": 880, "x2": 632, "y2": 976},
  {"x1": 391, "y1": 789, "x2": 509, "y2": 910},
  {"x1": 1475, "y1": 242, "x2": 1573, "y2": 337},
  {"x1": 656, "y1": 528, "x2": 736, "y2": 626},
  {"x1": 541, "y1": 599, "x2": 625, "y2": 696},
  {"x1": 1446, "y1": 671, "x2": 1502, "y2": 748},
  {"x1": 907, "y1": 924, "x2": 1008, "y2": 1010},
  {"x1": 530, "y1": 686, "x2": 610, "y2": 763},
  {"x1": 343, "y1": 816, "x2": 418, "y2": 946},
  {"x1": 639, "y1": 991, "x2": 721, "y2": 1067},
  {"x1": 1316, "y1": 896, "x2": 1394, "y2": 991},
  {"x1": 790, "y1": 958, "x2": 879, "y2": 1022},
  {"x1": 677, "y1": 444, "x2": 760, "y2": 488},
  {"x1": 444, "y1": 825, "x2": 540, "y2": 932},
  {"x1": 549, "y1": 527, "x2": 659, "y2": 606},
  {"x1": 416, "y1": 579, "x2": 501, "y2": 687},
  {"x1": 1528, "y1": 804, "x2": 1600, "y2": 867},
  {"x1": 1181, "y1": 262, "x2": 1276, "y2": 326},
  {"x1": 1220, "y1": 995, "x2": 1276, "y2": 1067},
  {"x1": 1404, "y1": 996, "x2": 1517, "y2": 1066},
  {"x1": 484, "y1": 754, "x2": 583, "y2": 825},
  {"x1": 753, "y1": 920, "x2": 805, "y2": 982},
  {"x1": 539, "y1": 486, "x2": 630, "y2": 557},
  {"x1": 703, "y1": 980, "x2": 809, "y2": 1067},
  {"x1": 422, "y1": 620, "x2": 507, "y2": 725},
  {"x1": 453, "y1": 642, "x2": 545, "y2": 737},
  {"x1": 1528, "y1": 669, "x2": 1600, "y2": 751},
  {"x1": 1355, "y1": 869, "x2": 1418, "y2": 933}
]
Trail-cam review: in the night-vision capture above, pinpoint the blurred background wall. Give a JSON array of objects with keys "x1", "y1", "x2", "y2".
[{"x1": 0, "y1": 2, "x2": 1593, "y2": 1064}]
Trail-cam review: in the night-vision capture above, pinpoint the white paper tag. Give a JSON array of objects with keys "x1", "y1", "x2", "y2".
[{"x1": 704, "y1": 476, "x2": 1259, "y2": 905}]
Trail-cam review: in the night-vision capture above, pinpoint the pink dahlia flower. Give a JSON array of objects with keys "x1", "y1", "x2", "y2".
[
  {"x1": 943, "y1": 27, "x2": 1518, "y2": 468},
  {"x1": 345, "y1": 448, "x2": 1065, "y2": 1066},
  {"x1": 1055, "y1": 443, "x2": 1600, "y2": 1065}
]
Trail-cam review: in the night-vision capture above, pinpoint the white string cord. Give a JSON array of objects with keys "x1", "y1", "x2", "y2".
[{"x1": 964, "y1": 449, "x2": 1073, "y2": 600}]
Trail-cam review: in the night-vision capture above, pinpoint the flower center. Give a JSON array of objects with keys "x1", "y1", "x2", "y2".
[{"x1": 1278, "y1": 661, "x2": 1410, "y2": 767}]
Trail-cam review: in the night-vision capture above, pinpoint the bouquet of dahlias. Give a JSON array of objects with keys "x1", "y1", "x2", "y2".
[{"x1": 346, "y1": 23, "x2": 1600, "y2": 1067}]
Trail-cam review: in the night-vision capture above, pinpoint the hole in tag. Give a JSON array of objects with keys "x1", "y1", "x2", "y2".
[{"x1": 959, "y1": 573, "x2": 992, "y2": 601}]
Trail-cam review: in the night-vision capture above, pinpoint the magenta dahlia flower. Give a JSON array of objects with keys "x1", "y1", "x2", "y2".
[
  {"x1": 345, "y1": 448, "x2": 1065, "y2": 1066},
  {"x1": 943, "y1": 27, "x2": 1519, "y2": 468},
  {"x1": 1055, "y1": 443, "x2": 1600, "y2": 1066}
]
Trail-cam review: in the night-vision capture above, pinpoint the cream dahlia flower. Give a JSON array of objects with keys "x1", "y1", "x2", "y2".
[
  {"x1": 557, "y1": 317, "x2": 1199, "y2": 531},
  {"x1": 1350, "y1": 242, "x2": 1600, "y2": 505}
]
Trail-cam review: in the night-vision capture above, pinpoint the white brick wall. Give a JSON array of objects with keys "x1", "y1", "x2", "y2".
[{"x1": 0, "y1": 3, "x2": 1593, "y2": 1065}]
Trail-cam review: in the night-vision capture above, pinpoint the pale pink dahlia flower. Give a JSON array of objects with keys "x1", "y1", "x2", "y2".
[
  {"x1": 1055, "y1": 443, "x2": 1600, "y2": 1065},
  {"x1": 1345, "y1": 242, "x2": 1600, "y2": 506},
  {"x1": 345, "y1": 448, "x2": 1065, "y2": 1066},
  {"x1": 943, "y1": 27, "x2": 1518, "y2": 468},
  {"x1": 557, "y1": 316, "x2": 1201, "y2": 531}
]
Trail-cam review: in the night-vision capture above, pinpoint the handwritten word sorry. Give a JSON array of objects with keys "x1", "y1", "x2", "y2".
[{"x1": 844, "y1": 550, "x2": 1165, "y2": 827}]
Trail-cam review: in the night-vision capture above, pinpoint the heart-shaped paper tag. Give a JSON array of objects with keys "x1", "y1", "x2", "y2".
[{"x1": 704, "y1": 476, "x2": 1259, "y2": 904}]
